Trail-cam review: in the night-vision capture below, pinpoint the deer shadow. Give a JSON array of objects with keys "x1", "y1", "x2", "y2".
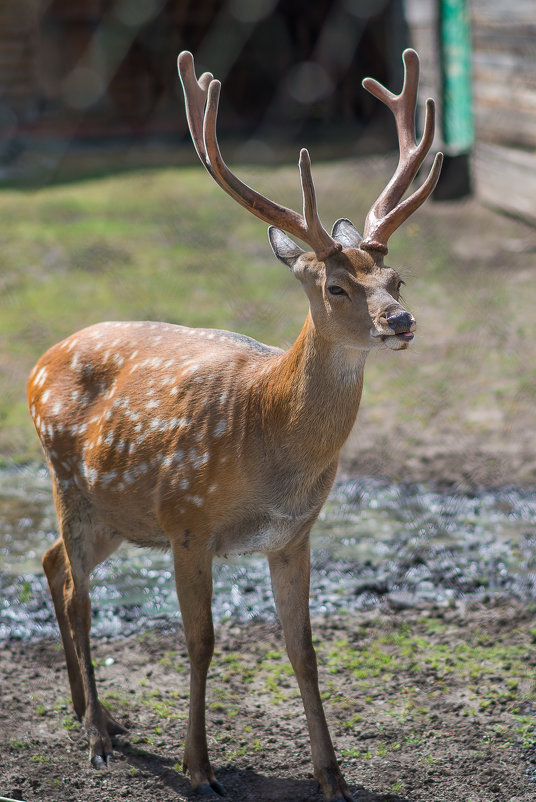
[{"x1": 115, "y1": 740, "x2": 412, "y2": 801}]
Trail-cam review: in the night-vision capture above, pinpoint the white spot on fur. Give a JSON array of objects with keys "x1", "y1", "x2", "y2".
[
  {"x1": 193, "y1": 452, "x2": 209, "y2": 470},
  {"x1": 182, "y1": 363, "x2": 199, "y2": 375},
  {"x1": 214, "y1": 420, "x2": 227, "y2": 438},
  {"x1": 101, "y1": 470, "x2": 118, "y2": 487},
  {"x1": 34, "y1": 367, "x2": 48, "y2": 388}
]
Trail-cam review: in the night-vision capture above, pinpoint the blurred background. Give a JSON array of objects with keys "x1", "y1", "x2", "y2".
[{"x1": 1, "y1": 0, "x2": 532, "y2": 213}]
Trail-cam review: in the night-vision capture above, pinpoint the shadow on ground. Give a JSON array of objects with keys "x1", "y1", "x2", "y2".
[{"x1": 116, "y1": 740, "x2": 411, "y2": 802}]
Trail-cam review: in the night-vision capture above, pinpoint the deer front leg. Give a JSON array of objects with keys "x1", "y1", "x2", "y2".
[
  {"x1": 268, "y1": 537, "x2": 356, "y2": 802},
  {"x1": 172, "y1": 542, "x2": 225, "y2": 797}
]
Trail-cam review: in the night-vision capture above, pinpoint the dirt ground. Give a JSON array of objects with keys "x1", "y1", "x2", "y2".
[{"x1": 1, "y1": 601, "x2": 536, "y2": 802}]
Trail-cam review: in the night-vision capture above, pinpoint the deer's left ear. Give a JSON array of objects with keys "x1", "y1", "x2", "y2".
[
  {"x1": 331, "y1": 218, "x2": 362, "y2": 248},
  {"x1": 268, "y1": 226, "x2": 305, "y2": 269}
]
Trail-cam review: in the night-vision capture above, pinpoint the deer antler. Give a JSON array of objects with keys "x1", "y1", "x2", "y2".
[
  {"x1": 360, "y1": 49, "x2": 443, "y2": 255},
  {"x1": 177, "y1": 51, "x2": 342, "y2": 262}
]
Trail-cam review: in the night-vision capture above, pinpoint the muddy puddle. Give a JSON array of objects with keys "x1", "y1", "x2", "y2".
[{"x1": 1, "y1": 465, "x2": 535, "y2": 641}]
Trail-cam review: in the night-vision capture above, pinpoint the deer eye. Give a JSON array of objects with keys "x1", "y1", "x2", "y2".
[{"x1": 328, "y1": 285, "x2": 347, "y2": 297}]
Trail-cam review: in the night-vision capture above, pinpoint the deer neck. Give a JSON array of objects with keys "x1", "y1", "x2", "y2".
[{"x1": 255, "y1": 311, "x2": 367, "y2": 470}]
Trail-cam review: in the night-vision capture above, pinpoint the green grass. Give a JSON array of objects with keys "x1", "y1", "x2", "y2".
[{"x1": 1, "y1": 157, "x2": 535, "y2": 465}]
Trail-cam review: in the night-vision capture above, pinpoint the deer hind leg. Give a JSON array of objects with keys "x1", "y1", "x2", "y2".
[
  {"x1": 171, "y1": 539, "x2": 224, "y2": 797},
  {"x1": 43, "y1": 482, "x2": 124, "y2": 766},
  {"x1": 268, "y1": 536, "x2": 356, "y2": 802}
]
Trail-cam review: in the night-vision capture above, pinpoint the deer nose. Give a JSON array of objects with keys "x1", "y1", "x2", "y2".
[{"x1": 386, "y1": 311, "x2": 415, "y2": 334}]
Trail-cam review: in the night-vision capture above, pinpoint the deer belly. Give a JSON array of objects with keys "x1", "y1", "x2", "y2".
[{"x1": 211, "y1": 511, "x2": 310, "y2": 556}]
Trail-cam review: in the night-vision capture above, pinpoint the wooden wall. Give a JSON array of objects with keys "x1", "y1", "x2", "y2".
[
  {"x1": 404, "y1": 0, "x2": 442, "y2": 147},
  {"x1": 0, "y1": 3, "x2": 38, "y2": 121},
  {"x1": 471, "y1": 0, "x2": 536, "y2": 224},
  {"x1": 0, "y1": 0, "x2": 403, "y2": 165}
]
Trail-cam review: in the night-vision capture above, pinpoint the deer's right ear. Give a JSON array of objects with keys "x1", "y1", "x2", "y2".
[
  {"x1": 268, "y1": 227, "x2": 305, "y2": 270},
  {"x1": 331, "y1": 218, "x2": 362, "y2": 248}
]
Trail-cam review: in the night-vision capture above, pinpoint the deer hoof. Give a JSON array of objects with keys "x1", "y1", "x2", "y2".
[
  {"x1": 88, "y1": 726, "x2": 114, "y2": 769},
  {"x1": 194, "y1": 780, "x2": 226, "y2": 796},
  {"x1": 316, "y1": 767, "x2": 356, "y2": 802},
  {"x1": 91, "y1": 751, "x2": 113, "y2": 769}
]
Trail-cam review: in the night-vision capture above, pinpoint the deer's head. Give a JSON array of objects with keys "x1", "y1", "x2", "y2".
[{"x1": 178, "y1": 49, "x2": 442, "y2": 354}]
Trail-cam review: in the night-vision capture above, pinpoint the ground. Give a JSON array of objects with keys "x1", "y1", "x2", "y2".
[{"x1": 1, "y1": 601, "x2": 536, "y2": 802}]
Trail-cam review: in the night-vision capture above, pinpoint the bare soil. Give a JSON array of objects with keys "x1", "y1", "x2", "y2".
[{"x1": 1, "y1": 602, "x2": 536, "y2": 802}]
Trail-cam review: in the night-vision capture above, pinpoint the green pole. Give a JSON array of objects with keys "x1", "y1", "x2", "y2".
[{"x1": 440, "y1": 0, "x2": 474, "y2": 152}]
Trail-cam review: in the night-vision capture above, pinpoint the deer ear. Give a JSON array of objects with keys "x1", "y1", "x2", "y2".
[
  {"x1": 268, "y1": 227, "x2": 305, "y2": 269},
  {"x1": 331, "y1": 218, "x2": 362, "y2": 248}
]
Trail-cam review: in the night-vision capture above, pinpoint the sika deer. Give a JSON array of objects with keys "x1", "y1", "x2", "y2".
[{"x1": 28, "y1": 49, "x2": 442, "y2": 801}]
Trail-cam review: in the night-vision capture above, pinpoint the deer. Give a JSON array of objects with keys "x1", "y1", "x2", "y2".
[{"x1": 27, "y1": 48, "x2": 442, "y2": 801}]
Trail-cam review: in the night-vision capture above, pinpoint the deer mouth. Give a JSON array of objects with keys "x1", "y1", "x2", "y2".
[
  {"x1": 386, "y1": 330, "x2": 414, "y2": 350},
  {"x1": 371, "y1": 329, "x2": 415, "y2": 342},
  {"x1": 370, "y1": 328, "x2": 415, "y2": 350}
]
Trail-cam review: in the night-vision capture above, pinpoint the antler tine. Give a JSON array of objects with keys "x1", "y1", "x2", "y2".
[
  {"x1": 360, "y1": 48, "x2": 443, "y2": 255},
  {"x1": 177, "y1": 51, "x2": 213, "y2": 164},
  {"x1": 362, "y1": 48, "x2": 419, "y2": 155},
  {"x1": 366, "y1": 151, "x2": 444, "y2": 249},
  {"x1": 178, "y1": 50, "x2": 340, "y2": 260},
  {"x1": 298, "y1": 148, "x2": 342, "y2": 262}
]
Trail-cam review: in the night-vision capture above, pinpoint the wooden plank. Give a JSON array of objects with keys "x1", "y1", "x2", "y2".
[
  {"x1": 470, "y1": 0, "x2": 536, "y2": 24},
  {"x1": 472, "y1": 15, "x2": 536, "y2": 149},
  {"x1": 473, "y1": 143, "x2": 536, "y2": 225}
]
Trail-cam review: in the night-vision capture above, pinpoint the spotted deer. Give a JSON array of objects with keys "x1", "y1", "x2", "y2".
[{"x1": 28, "y1": 49, "x2": 442, "y2": 801}]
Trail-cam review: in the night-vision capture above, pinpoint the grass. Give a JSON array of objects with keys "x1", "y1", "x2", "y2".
[{"x1": 1, "y1": 156, "x2": 536, "y2": 466}]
